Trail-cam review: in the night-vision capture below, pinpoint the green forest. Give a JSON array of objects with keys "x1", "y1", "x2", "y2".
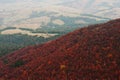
[{"x1": 0, "y1": 34, "x2": 61, "y2": 57}]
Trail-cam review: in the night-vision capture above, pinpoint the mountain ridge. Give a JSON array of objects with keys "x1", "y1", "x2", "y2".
[{"x1": 0, "y1": 19, "x2": 120, "y2": 80}]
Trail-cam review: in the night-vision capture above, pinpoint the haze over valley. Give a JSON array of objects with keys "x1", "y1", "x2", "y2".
[{"x1": 1, "y1": 0, "x2": 119, "y2": 36}]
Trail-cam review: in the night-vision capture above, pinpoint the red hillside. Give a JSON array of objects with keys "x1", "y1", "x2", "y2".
[{"x1": 0, "y1": 19, "x2": 120, "y2": 80}]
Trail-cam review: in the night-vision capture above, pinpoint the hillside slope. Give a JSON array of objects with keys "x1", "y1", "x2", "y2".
[{"x1": 0, "y1": 19, "x2": 120, "y2": 80}]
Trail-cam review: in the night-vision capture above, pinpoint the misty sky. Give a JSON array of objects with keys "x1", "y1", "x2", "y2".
[
  {"x1": 0, "y1": 0, "x2": 74, "y2": 4},
  {"x1": 0, "y1": 0, "x2": 120, "y2": 19}
]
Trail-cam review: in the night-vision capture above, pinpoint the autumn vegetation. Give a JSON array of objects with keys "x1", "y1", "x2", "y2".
[{"x1": 0, "y1": 19, "x2": 120, "y2": 80}]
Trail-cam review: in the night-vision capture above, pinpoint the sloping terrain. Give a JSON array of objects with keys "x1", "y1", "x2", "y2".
[
  {"x1": 0, "y1": 0, "x2": 110, "y2": 33},
  {"x1": 0, "y1": 19, "x2": 120, "y2": 80}
]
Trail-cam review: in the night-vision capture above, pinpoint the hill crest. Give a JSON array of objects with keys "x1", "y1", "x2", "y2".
[{"x1": 0, "y1": 19, "x2": 120, "y2": 80}]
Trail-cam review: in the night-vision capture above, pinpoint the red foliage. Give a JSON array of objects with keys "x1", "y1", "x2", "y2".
[{"x1": 0, "y1": 19, "x2": 120, "y2": 80}]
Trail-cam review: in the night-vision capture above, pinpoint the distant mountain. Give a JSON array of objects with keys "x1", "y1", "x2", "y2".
[
  {"x1": 0, "y1": 19, "x2": 120, "y2": 80},
  {"x1": 0, "y1": 0, "x2": 109, "y2": 36},
  {"x1": 0, "y1": 0, "x2": 119, "y2": 34}
]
